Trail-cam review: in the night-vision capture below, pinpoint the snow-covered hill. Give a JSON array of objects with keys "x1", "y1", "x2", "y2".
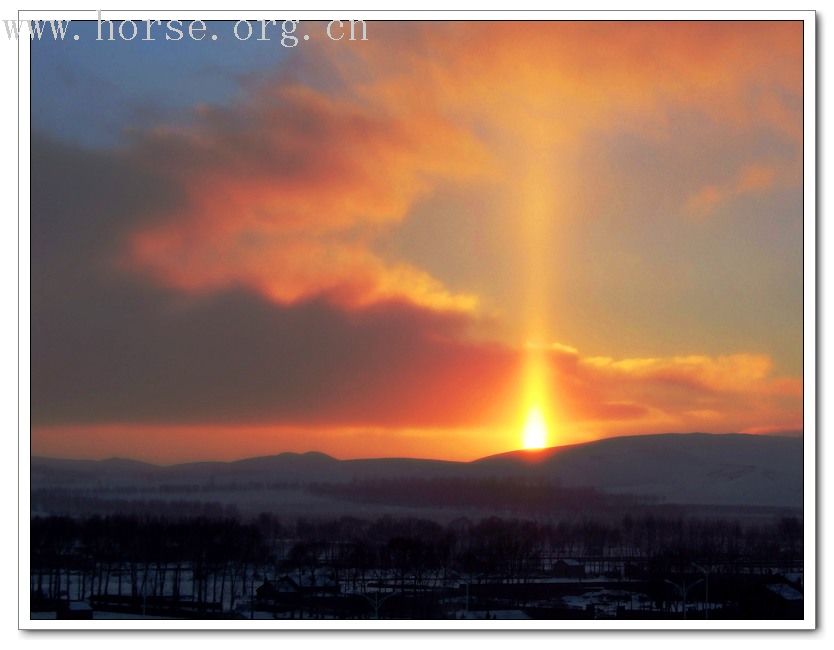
[{"x1": 31, "y1": 433, "x2": 803, "y2": 509}]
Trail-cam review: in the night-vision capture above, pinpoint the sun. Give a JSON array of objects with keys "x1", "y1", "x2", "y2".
[{"x1": 522, "y1": 406, "x2": 548, "y2": 449}]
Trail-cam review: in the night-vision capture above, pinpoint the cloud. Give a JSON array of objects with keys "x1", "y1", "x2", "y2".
[
  {"x1": 685, "y1": 162, "x2": 782, "y2": 216},
  {"x1": 114, "y1": 21, "x2": 802, "y2": 314},
  {"x1": 559, "y1": 348, "x2": 802, "y2": 435},
  {"x1": 124, "y1": 83, "x2": 490, "y2": 312},
  {"x1": 351, "y1": 21, "x2": 802, "y2": 143},
  {"x1": 30, "y1": 136, "x2": 800, "y2": 438},
  {"x1": 30, "y1": 137, "x2": 516, "y2": 431},
  {"x1": 582, "y1": 352, "x2": 779, "y2": 393}
]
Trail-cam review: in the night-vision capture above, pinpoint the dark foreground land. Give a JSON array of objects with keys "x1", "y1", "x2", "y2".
[
  {"x1": 31, "y1": 512, "x2": 803, "y2": 620},
  {"x1": 30, "y1": 435, "x2": 805, "y2": 620}
]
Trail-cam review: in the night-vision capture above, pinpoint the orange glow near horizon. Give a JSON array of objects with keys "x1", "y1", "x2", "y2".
[{"x1": 30, "y1": 422, "x2": 525, "y2": 464}]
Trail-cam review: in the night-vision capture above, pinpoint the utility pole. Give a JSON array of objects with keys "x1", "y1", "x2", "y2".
[
  {"x1": 140, "y1": 572, "x2": 147, "y2": 617},
  {"x1": 665, "y1": 577, "x2": 703, "y2": 619},
  {"x1": 692, "y1": 563, "x2": 711, "y2": 619},
  {"x1": 359, "y1": 587, "x2": 396, "y2": 619}
]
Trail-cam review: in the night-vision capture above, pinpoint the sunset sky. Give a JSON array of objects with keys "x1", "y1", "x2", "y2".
[{"x1": 31, "y1": 20, "x2": 804, "y2": 463}]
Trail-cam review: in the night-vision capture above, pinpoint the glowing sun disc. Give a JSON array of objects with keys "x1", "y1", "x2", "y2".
[{"x1": 522, "y1": 406, "x2": 548, "y2": 449}]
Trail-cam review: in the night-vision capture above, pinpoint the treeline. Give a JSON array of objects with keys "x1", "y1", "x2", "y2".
[
  {"x1": 309, "y1": 477, "x2": 653, "y2": 514},
  {"x1": 32, "y1": 512, "x2": 803, "y2": 603},
  {"x1": 31, "y1": 516, "x2": 266, "y2": 610},
  {"x1": 35, "y1": 476, "x2": 654, "y2": 519},
  {"x1": 281, "y1": 513, "x2": 802, "y2": 576},
  {"x1": 32, "y1": 490, "x2": 240, "y2": 519}
]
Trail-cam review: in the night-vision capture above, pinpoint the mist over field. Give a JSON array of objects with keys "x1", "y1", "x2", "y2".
[{"x1": 32, "y1": 433, "x2": 802, "y2": 521}]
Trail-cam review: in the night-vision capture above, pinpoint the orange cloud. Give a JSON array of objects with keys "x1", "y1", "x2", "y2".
[
  {"x1": 685, "y1": 162, "x2": 782, "y2": 215},
  {"x1": 349, "y1": 21, "x2": 802, "y2": 144},
  {"x1": 553, "y1": 347, "x2": 802, "y2": 440},
  {"x1": 582, "y1": 352, "x2": 779, "y2": 393},
  {"x1": 125, "y1": 83, "x2": 491, "y2": 312},
  {"x1": 121, "y1": 21, "x2": 802, "y2": 314}
]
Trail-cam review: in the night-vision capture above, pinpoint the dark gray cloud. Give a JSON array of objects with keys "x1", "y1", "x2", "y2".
[{"x1": 31, "y1": 136, "x2": 517, "y2": 428}]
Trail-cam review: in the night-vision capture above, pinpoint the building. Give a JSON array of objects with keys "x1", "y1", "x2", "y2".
[{"x1": 553, "y1": 559, "x2": 586, "y2": 579}]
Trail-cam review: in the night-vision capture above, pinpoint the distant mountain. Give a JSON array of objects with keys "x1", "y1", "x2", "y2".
[
  {"x1": 30, "y1": 456, "x2": 160, "y2": 485},
  {"x1": 474, "y1": 433, "x2": 803, "y2": 507},
  {"x1": 31, "y1": 433, "x2": 803, "y2": 509}
]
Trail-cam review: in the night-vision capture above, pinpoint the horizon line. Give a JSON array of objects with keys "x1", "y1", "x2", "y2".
[{"x1": 30, "y1": 430, "x2": 803, "y2": 467}]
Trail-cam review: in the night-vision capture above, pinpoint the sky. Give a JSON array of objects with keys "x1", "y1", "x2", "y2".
[{"x1": 30, "y1": 20, "x2": 804, "y2": 463}]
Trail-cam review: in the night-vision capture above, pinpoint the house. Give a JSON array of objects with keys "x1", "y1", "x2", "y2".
[
  {"x1": 56, "y1": 600, "x2": 93, "y2": 620},
  {"x1": 553, "y1": 559, "x2": 586, "y2": 579},
  {"x1": 256, "y1": 573, "x2": 340, "y2": 603},
  {"x1": 256, "y1": 578, "x2": 297, "y2": 601}
]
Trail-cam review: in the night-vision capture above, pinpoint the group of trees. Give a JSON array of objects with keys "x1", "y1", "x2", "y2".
[
  {"x1": 31, "y1": 510, "x2": 803, "y2": 611},
  {"x1": 32, "y1": 488, "x2": 241, "y2": 520},
  {"x1": 31, "y1": 516, "x2": 266, "y2": 611}
]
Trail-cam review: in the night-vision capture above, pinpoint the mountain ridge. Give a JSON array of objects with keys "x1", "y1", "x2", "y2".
[
  {"x1": 32, "y1": 431, "x2": 799, "y2": 467},
  {"x1": 31, "y1": 432, "x2": 803, "y2": 508}
]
